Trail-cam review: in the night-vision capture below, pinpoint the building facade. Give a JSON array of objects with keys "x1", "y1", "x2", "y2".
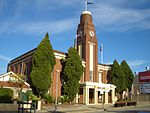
[
  {"x1": 132, "y1": 68, "x2": 150, "y2": 103},
  {"x1": 133, "y1": 69, "x2": 150, "y2": 94},
  {"x1": 7, "y1": 10, "x2": 116, "y2": 105}
]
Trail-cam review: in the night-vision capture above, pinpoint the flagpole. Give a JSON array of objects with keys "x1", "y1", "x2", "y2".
[
  {"x1": 100, "y1": 44, "x2": 103, "y2": 64},
  {"x1": 85, "y1": 1, "x2": 87, "y2": 11},
  {"x1": 85, "y1": 1, "x2": 93, "y2": 11}
]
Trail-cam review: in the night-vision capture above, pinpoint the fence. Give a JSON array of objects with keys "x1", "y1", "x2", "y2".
[{"x1": 132, "y1": 94, "x2": 150, "y2": 104}]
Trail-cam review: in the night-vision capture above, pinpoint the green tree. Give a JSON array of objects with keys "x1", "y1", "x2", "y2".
[
  {"x1": 30, "y1": 33, "x2": 56, "y2": 98},
  {"x1": 121, "y1": 60, "x2": 134, "y2": 92},
  {"x1": 110, "y1": 60, "x2": 126, "y2": 99},
  {"x1": 62, "y1": 47, "x2": 83, "y2": 102}
]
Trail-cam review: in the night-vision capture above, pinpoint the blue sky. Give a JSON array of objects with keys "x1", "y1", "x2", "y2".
[{"x1": 0, "y1": 0, "x2": 150, "y2": 74}]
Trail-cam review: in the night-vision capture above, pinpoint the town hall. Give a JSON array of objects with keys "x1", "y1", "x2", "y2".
[{"x1": 7, "y1": 7, "x2": 116, "y2": 105}]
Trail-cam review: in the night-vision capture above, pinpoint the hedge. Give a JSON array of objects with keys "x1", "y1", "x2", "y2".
[
  {"x1": 114, "y1": 101, "x2": 137, "y2": 107},
  {"x1": 114, "y1": 102, "x2": 126, "y2": 107},
  {"x1": 0, "y1": 88, "x2": 13, "y2": 103}
]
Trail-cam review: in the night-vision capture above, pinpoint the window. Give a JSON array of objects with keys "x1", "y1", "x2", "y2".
[
  {"x1": 90, "y1": 71, "x2": 93, "y2": 82},
  {"x1": 99, "y1": 73, "x2": 102, "y2": 83},
  {"x1": 78, "y1": 44, "x2": 82, "y2": 58}
]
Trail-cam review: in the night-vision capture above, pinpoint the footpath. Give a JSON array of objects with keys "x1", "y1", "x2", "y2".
[
  {"x1": 38, "y1": 104, "x2": 107, "y2": 113},
  {"x1": 0, "y1": 102, "x2": 150, "y2": 113},
  {"x1": 37, "y1": 103, "x2": 150, "y2": 113}
]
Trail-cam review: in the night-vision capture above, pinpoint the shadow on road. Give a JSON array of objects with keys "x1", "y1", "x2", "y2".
[
  {"x1": 106, "y1": 110, "x2": 150, "y2": 113},
  {"x1": 0, "y1": 111, "x2": 17, "y2": 113},
  {"x1": 48, "y1": 111, "x2": 65, "y2": 113}
]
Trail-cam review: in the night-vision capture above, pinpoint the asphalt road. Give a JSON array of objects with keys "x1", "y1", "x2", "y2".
[
  {"x1": 0, "y1": 103, "x2": 149, "y2": 113},
  {"x1": 83, "y1": 105, "x2": 150, "y2": 113}
]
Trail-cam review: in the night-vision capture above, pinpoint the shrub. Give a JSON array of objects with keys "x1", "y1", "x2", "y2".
[
  {"x1": 0, "y1": 88, "x2": 13, "y2": 103},
  {"x1": 127, "y1": 101, "x2": 137, "y2": 106},
  {"x1": 26, "y1": 90, "x2": 38, "y2": 101},
  {"x1": 44, "y1": 94, "x2": 54, "y2": 104},
  {"x1": 26, "y1": 90, "x2": 33, "y2": 101},
  {"x1": 60, "y1": 95, "x2": 70, "y2": 103},
  {"x1": 114, "y1": 102, "x2": 126, "y2": 107}
]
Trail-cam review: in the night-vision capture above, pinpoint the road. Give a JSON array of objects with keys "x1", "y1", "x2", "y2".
[
  {"x1": 0, "y1": 103, "x2": 149, "y2": 113},
  {"x1": 40, "y1": 104, "x2": 150, "y2": 113}
]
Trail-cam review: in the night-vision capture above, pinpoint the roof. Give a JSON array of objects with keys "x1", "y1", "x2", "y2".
[
  {"x1": 8, "y1": 48, "x2": 66, "y2": 65},
  {"x1": 0, "y1": 71, "x2": 15, "y2": 77},
  {"x1": 98, "y1": 63, "x2": 112, "y2": 67},
  {"x1": 0, "y1": 71, "x2": 30, "y2": 88},
  {"x1": 82, "y1": 11, "x2": 91, "y2": 15},
  {"x1": 0, "y1": 81, "x2": 30, "y2": 88}
]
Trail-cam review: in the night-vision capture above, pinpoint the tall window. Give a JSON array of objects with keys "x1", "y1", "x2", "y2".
[
  {"x1": 19, "y1": 64, "x2": 22, "y2": 74},
  {"x1": 89, "y1": 71, "x2": 93, "y2": 82},
  {"x1": 78, "y1": 44, "x2": 82, "y2": 58},
  {"x1": 99, "y1": 73, "x2": 102, "y2": 83},
  {"x1": 89, "y1": 43, "x2": 94, "y2": 82}
]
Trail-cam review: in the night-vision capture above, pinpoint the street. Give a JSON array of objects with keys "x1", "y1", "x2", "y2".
[
  {"x1": 0, "y1": 103, "x2": 149, "y2": 113},
  {"x1": 39, "y1": 103, "x2": 150, "y2": 113}
]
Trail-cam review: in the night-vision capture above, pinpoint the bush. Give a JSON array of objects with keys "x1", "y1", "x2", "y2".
[
  {"x1": 26, "y1": 90, "x2": 38, "y2": 101},
  {"x1": 59, "y1": 95, "x2": 69, "y2": 103},
  {"x1": 26, "y1": 90, "x2": 33, "y2": 101},
  {"x1": 127, "y1": 101, "x2": 137, "y2": 106},
  {"x1": 44, "y1": 94, "x2": 54, "y2": 104},
  {"x1": 0, "y1": 88, "x2": 13, "y2": 103},
  {"x1": 114, "y1": 102, "x2": 126, "y2": 107}
]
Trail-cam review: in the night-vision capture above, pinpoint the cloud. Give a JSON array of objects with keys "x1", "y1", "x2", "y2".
[
  {"x1": 105, "y1": 60, "x2": 148, "y2": 68},
  {"x1": 1, "y1": 0, "x2": 150, "y2": 34},
  {"x1": 0, "y1": 18, "x2": 78, "y2": 36},
  {"x1": 0, "y1": 55, "x2": 11, "y2": 62},
  {"x1": 127, "y1": 60, "x2": 146, "y2": 67},
  {"x1": 92, "y1": 1, "x2": 150, "y2": 32}
]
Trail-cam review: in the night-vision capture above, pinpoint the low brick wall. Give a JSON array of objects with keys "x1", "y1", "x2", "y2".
[{"x1": 0, "y1": 104, "x2": 18, "y2": 111}]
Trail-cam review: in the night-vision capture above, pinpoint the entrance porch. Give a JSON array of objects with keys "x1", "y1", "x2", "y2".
[{"x1": 77, "y1": 82, "x2": 116, "y2": 105}]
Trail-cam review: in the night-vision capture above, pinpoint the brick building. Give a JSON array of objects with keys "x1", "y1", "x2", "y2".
[
  {"x1": 7, "y1": 10, "x2": 116, "y2": 105},
  {"x1": 133, "y1": 69, "x2": 150, "y2": 94}
]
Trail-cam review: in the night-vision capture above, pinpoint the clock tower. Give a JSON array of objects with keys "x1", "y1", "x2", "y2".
[{"x1": 77, "y1": 11, "x2": 98, "y2": 82}]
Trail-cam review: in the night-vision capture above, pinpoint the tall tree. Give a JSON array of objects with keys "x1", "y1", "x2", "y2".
[
  {"x1": 30, "y1": 33, "x2": 56, "y2": 97},
  {"x1": 62, "y1": 47, "x2": 83, "y2": 102},
  {"x1": 110, "y1": 60, "x2": 126, "y2": 99},
  {"x1": 121, "y1": 60, "x2": 134, "y2": 92}
]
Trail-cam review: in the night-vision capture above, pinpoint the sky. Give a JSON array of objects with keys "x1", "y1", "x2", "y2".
[{"x1": 0, "y1": 0, "x2": 150, "y2": 74}]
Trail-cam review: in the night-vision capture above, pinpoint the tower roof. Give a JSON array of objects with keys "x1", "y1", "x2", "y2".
[{"x1": 82, "y1": 11, "x2": 91, "y2": 15}]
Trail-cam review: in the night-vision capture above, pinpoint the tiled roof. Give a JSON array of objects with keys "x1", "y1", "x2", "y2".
[{"x1": 0, "y1": 81, "x2": 30, "y2": 88}]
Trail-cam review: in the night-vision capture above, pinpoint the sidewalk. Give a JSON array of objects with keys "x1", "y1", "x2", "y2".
[
  {"x1": 37, "y1": 103, "x2": 150, "y2": 113},
  {"x1": 37, "y1": 104, "x2": 105, "y2": 113}
]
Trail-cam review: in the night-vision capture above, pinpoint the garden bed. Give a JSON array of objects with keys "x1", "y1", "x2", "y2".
[
  {"x1": 127, "y1": 101, "x2": 137, "y2": 106},
  {"x1": 114, "y1": 101, "x2": 137, "y2": 107},
  {"x1": 114, "y1": 102, "x2": 126, "y2": 107}
]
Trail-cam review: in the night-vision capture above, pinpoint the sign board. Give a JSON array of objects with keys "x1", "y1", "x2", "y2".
[
  {"x1": 139, "y1": 71, "x2": 150, "y2": 82},
  {"x1": 96, "y1": 85, "x2": 110, "y2": 92},
  {"x1": 140, "y1": 83, "x2": 150, "y2": 94}
]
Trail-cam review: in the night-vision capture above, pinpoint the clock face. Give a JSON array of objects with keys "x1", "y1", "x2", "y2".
[{"x1": 89, "y1": 30, "x2": 94, "y2": 37}]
